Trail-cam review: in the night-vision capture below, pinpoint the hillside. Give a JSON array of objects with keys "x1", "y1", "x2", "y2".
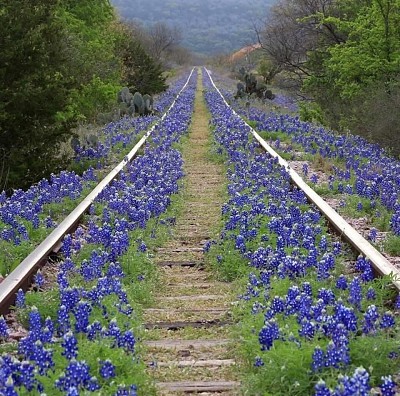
[{"x1": 110, "y1": 0, "x2": 275, "y2": 55}]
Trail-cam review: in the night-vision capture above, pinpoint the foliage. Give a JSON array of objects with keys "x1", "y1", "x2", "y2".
[
  {"x1": 259, "y1": 0, "x2": 400, "y2": 155},
  {"x1": 0, "y1": 0, "x2": 169, "y2": 191},
  {"x1": 118, "y1": 25, "x2": 167, "y2": 95},
  {"x1": 0, "y1": 0, "x2": 72, "y2": 190}
]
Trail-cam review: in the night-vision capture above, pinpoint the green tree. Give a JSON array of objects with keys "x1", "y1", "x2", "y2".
[
  {"x1": 119, "y1": 24, "x2": 167, "y2": 94},
  {"x1": 323, "y1": 0, "x2": 400, "y2": 99},
  {"x1": 0, "y1": 0, "x2": 72, "y2": 190},
  {"x1": 57, "y1": 0, "x2": 122, "y2": 122}
]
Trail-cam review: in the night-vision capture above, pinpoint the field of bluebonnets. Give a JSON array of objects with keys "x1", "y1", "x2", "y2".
[
  {"x1": 1, "y1": 64, "x2": 400, "y2": 395},
  {"x1": 203, "y1": 69, "x2": 400, "y2": 395},
  {"x1": 0, "y1": 70, "x2": 197, "y2": 394},
  {"x1": 213, "y1": 72, "x2": 400, "y2": 249},
  {"x1": 0, "y1": 72, "x2": 191, "y2": 276}
]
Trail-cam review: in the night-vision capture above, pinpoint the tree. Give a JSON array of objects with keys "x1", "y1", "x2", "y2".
[
  {"x1": 256, "y1": 0, "x2": 345, "y2": 92},
  {"x1": 118, "y1": 24, "x2": 167, "y2": 94},
  {"x1": 147, "y1": 22, "x2": 182, "y2": 63},
  {"x1": 0, "y1": 0, "x2": 72, "y2": 190},
  {"x1": 0, "y1": 0, "x2": 123, "y2": 190}
]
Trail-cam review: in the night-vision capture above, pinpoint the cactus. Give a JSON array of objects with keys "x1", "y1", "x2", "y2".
[
  {"x1": 235, "y1": 68, "x2": 275, "y2": 101},
  {"x1": 127, "y1": 104, "x2": 135, "y2": 116},
  {"x1": 116, "y1": 87, "x2": 154, "y2": 118},
  {"x1": 234, "y1": 82, "x2": 246, "y2": 99},
  {"x1": 117, "y1": 87, "x2": 131, "y2": 104},
  {"x1": 133, "y1": 92, "x2": 145, "y2": 115},
  {"x1": 118, "y1": 102, "x2": 129, "y2": 117},
  {"x1": 143, "y1": 94, "x2": 153, "y2": 115}
]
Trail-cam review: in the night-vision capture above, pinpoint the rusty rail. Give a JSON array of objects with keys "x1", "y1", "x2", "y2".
[
  {"x1": 204, "y1": 67, "x2": 400, "y2": 291},
  {"x1": 0, "y1": 68, "x2": 195, "y2": 314}
]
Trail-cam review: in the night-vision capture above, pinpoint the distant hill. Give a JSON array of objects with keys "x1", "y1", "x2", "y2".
[{"x1": 111, "y1": 0, "x2": 274, "y2": 55}]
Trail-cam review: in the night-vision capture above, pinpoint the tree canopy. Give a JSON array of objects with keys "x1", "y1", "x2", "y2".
[
  {"x1": 0, "y1": 0, "x2": 168, "y2": 190},
  {"x1": 258, "y1": 0, "x2": 400, "y2": 154}
]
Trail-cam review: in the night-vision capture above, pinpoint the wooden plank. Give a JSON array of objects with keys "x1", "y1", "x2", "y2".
[
  {"x1": 156, "y1": 247, "x2": 203, "y2": 253},
  {"x1": 164, "y1": 282, "x2": 214, "y2": 288},
  {"x1": 144, "y1": 319, "x2": 231, "y2": 330},
  {"x1": 144, "y1": 308, "x2": 227, "y2": 314},
  {"x1": 156, "y1": 295, "x2": 225, "y2": 301},
  {"x1": 156, "y1": 261, "x2": 202, "y2": 267},
  {"x1": 156, "y1": 381, "x2": 239, "y2": 392},
  {"x1": 144, "y1": 339, "x2": 230, "y2": 349},
  {"x1": 155, "y1": 359, "x2": 235, "y2": 368}
]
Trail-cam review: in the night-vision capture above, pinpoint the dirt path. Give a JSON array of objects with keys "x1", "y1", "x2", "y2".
[{"x1": 143, "y1": 70, "x2": 239, "y2": 395}]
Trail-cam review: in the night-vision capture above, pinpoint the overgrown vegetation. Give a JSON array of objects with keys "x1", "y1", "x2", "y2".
[
  {"x1": 0, "y1": 0, "x2": 169, "y2": 191},
  {"x1": 257, "y1": 0, "x2": 400, "y2": 155}
]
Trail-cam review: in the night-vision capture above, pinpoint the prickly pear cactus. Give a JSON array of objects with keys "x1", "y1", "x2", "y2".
[
  {"x1": 133, "y1": 92, "x2": 145, "y2": 115},
  {"x1": 117, "y1": 87, "x2": 130, "y2": 104},
  {"x1": 142, "y1": 94, "x2": 154, "y2": 115}
]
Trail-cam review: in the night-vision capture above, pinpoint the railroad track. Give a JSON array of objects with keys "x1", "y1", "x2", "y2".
[
  {"x1": 0, "y1": 67, "x2": 399, "y2": 395},
  {"x1": 204, "y1": 67, "x2": 400, "y2": 291},
  {"x1": 0, "y1": 68, "x2": 195, "y2": 315}
]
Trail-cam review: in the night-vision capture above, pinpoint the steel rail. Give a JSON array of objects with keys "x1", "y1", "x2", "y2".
[
  {"x1": 0, "y1": 68, "x2": 195, "y2": 314},
  {"x1": 204, "y1": 67, "x2": 400, "y2": 291}
]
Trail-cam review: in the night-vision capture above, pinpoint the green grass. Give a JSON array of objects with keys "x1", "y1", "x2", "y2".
[{"x1": 383, "y1": 234, "x2": 400, "y2": 256}]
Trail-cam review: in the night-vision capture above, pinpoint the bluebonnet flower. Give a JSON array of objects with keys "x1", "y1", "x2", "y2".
[
  {"x1": 114, "y1": 384, "x2": 138, "y2": 395},
  {"x1": 57, "y1": 305, "x2": 71, "y2": 336},
  {"x1": 366, "y1": 287, "x2": 376, "y2": 300},
  {"x1": 15, "y1": 289, "x2": 25, "y2": 308},
  {"x1": 319, "y1": 235, "x2": 328, "y2": 251},
  {"x1": 355, "y1": 257, "x2": 374, "y2": 282},
  {"x1": 302, "y1": 282, "x2": 313, "y2": 296},
  {"x1": 334, "y1": 304, "x2": 358, "y2": 332},
  {"x1": 62, "y1": 331, "x2": 78, "y2": 360},
  {"x1": 30, "y1": 341, "x2": 54, "y2": 375},
  {"x1": 99, "y1": 359, "x2": 116, "y2": 379},
  {"x1": 333, "y1": 367, "x2": 370, "y2": 395},
  {"x1": 254, "y1": 356, "x2": 264, "y2": 367},
  {"x1": 45, "y1": 216, "x2": 56, "y2": 228},
  {"x1": 33, "y1": 270, "x2": 44, "y2": 288},
  {"x1": 315, "y1": 380, "x2": 331, "y2": 396},
  {"x1": 332, "y1": 241, "x2": 341, "y2": 255},
  {"x1": 380, "y1": 312, "x2": 395, "y2": 329},
  {"x1": 336, "y1": 275, "x2": 348, "y2": 290},
  {"x1": 55, "y1": 359, "x2": 98, "y2": 391},
  {"x1": 380, "y1": 375, "x2": 396, "y2": 396},
  {"x1": 348, "y1": 277, "x2": 362, "y2": 309},
  {"x1": 86, "y1": 320, "x2": 102, "y2": 341},
  {"x1": 0, "y1": 316, "x2": 9, "y2": 340},
  {"x1": 120, "y1": 330, "x2": 136, "y2": 352},
  {"x1": 16, "y1": 360, "x2": 37, "y2": 391},
  {"x1": 60, "y1": 287, "x2": 80, "y2": 311},
  {"x1": 259, "y1": 319, "x2": 280, "y2": 351},
  {"x1": 311, "y1": 346, "x2": 325, "y2": 372},
  {"x1": 74, "y1": 301, "x2": 92, "y2": 333},
  {"x1": 298, "y1": 319, "x2": 315, "y2": 340},
  {"x1": 368, "y1": 228, "x2": 378, "y2": 242},
  {"x1": 62, "y1": 234, "x2": 73, "y2": 258},
  {"x1": 2, "y1": 376, "x2": 18, "y2": 396},
  {"x1": 363, "y1": 305, "x2": 379, "y2": 334},
  {"x1": 28, "y1": 306, "x2": 42, "y2": 336}
]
